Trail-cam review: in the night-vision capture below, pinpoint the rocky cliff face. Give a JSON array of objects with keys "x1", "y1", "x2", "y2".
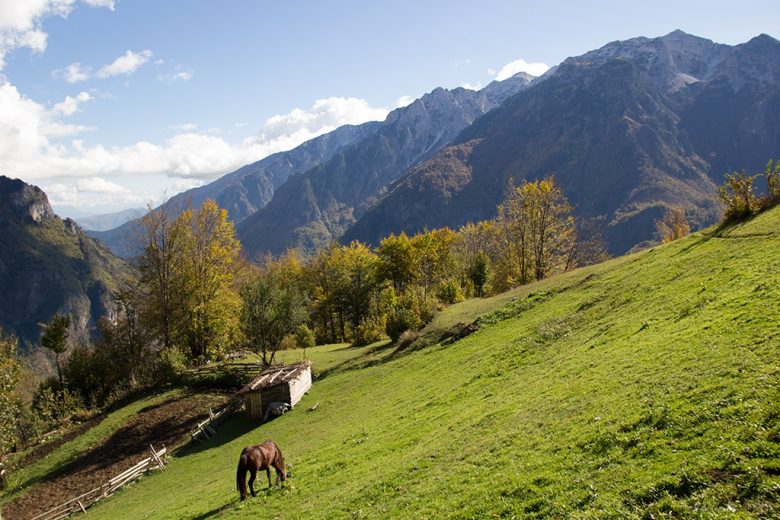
[
  {"x1": 344, "y1": 31, "x2": 780, "y2": 253},
  {"x1": 0, "y1": 176, "x2": 132, "y2": 349},
  {"x1": 236, "y1": 74, "x2": 533, "y2": 257}
]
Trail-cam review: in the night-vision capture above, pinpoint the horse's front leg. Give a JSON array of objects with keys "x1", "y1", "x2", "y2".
[
  {"x1": 248, "y1": 469, "x2": 257, "y2": 497},
  {"x1": 266, "y1": 468, "x2": 272, "y2": 488}
]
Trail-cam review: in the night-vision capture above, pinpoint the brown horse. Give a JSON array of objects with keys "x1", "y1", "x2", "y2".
[{"x1": 236, "y1": 440, "x2": 287, "y2": 500}]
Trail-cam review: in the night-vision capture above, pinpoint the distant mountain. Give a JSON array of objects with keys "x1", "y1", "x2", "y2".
[
  {"x1": 236, "y1": 73, "x2": 534, "y2": 257},
  {"x1": 90, "y1": 121, "x2": 382, "y2": 256},
  {"x1": 344, "y1": 31, "x2": 780, "y2": 253},
  {"x1": 76, "y1": 207, "x2": 145, "y2": 231},
  {"x1": 0, "y1": 176, "x2": 133, "y2": 349}
]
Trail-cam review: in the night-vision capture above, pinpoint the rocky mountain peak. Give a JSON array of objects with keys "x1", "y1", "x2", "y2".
[{"x1": 0, "y1": 176, "x2": 55, "y2": 224}]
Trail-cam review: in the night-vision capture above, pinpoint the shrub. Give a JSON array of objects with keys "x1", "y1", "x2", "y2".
[
  {"x1": 762, "y1": 159, "x2": 780, "y2": 207},
  {"x1": 718, "y1": 172, "x2": 758, "y2": 221},
  {"x1": 397, "y1": 330, "x2": 420, "y2": 349},
  {"x1": 156, "y1": 346, "x2": 187, "y2": 384},
  {"x1": 280, "y1": 334, "x2": 298, "y2": 351},
  {"x1": 386, "y1": 305, "x2": 422, "y2": 342},
  {"x1": 352, "y1": 315, "x2": 386, "y2": 346},
  {"x1": 655, "y1": 207, "x2": 690, "y2": 243},
  {"x1": 436, "y1": 279, "x2": 464, "y2": 304},
  {"x1": 295, "y1": 323, "x2": 316, "y2": 351}
]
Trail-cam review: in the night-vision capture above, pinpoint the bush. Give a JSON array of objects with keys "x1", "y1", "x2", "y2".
[
  {"x1": 386, "y1": 305, "x2": 422, "y2": 342},
  {"x1": 156, "y1": 346, "x2": 187, "y2": 384},
  {"x1": 397, "y1": 330, "x2": 420, "y2": 349},
  {"x1": 31, "y1": 379, "x2": 84, "y2": 430},
  {"x1": 352, "y1": 315, "x2": 386, "y2": 346},
  {"x1": 762, "y1": 159, "x2": 780, "y2": 208},
  {"x1": 295, "y1": 324, "x2": 316, "y2": 351},
  {"x1": 436, "y1": 280, "x2": 464, "y2": 304},
  {"x1": 719, "y1": 172, "x2": 758, "y2": 221},
  {"x1": 280, "y1": 334, "x2": 298, "y2": 350}
]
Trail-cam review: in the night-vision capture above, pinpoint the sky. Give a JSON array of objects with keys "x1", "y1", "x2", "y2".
[{"x1": 0, "y1": 0, "x2": 778, "y2": 218}]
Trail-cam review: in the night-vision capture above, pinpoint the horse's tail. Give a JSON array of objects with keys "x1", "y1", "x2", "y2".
[{"x1": 236, "y1": 452, "x2": 248, "y2": 500}]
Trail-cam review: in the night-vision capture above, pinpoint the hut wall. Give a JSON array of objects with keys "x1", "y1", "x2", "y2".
[
  {"x1": 289, "y1": 369, "x2": 312, "y2": 407},
  {"x1": 245, "y1": 391, "x2": 263, "y2": 420}
]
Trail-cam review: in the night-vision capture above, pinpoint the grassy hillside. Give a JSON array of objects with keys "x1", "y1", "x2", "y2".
[{"x1": 37, "y1": 208, "x2": 780, "y2": 517}]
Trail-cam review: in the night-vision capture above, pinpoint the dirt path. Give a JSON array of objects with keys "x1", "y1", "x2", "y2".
[{"x1": 4, "y1": 391, "x2": 229, "y2": 520}]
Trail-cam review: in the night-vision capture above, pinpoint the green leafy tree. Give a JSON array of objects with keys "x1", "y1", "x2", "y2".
[
  {"x1": 40, "y1": 313, "x2": 70, "y2": 387},
  {"x1": 467, "y1": 251, "x2": 490, "y2": 297},
  {"x1": 376, "y1": 233, "x2": 417, "y2": 292},
  {"x1": 240, "y1": 267, "x2": 308, "y2": 366}
]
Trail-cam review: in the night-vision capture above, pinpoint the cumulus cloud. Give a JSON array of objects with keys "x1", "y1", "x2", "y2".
[
  {"x1": 2, "y1": 85, "x2": 389, "y2": 208},
  {"x1": 0, "y1": 0, "x2": 113, "y2": 69},
  {"x1": 461, "y1": 82, "x2": 483, "y2": 91},
  {"x1": 493, "y1": 58, "x2": 550, "y2": 80},
  {"x1": 96, "y1": 49, "x2": 153, "y2": 78}
]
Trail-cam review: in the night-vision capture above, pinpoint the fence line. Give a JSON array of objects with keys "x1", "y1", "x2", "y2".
[
  {"x1": 191, "y1": 399, "x2": 242, "y2": 441},
  {"x1": 29, "y1": 445, "x2": 166, "y2": 520}
]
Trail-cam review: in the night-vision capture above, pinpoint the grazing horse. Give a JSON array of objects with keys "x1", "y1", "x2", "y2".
[{"x1": 236, "y1": 440, "x2": 287, "y2": 500}]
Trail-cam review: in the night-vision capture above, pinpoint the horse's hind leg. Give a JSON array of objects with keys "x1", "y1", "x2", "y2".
[{"x1": 248, "y1": 469, "x2": 257, "y2": 497}]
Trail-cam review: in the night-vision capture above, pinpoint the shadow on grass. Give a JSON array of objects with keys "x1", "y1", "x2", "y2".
[
  {"x1": 175, "y1": 413, "x2": 261, "y2": 458},
  {"x1": 190, "y1": 498, "x2": 239, "y2": 520}
]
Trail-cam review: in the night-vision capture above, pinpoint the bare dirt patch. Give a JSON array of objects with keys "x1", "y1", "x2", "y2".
[{"x1": 3, "y1": 391, "x2": 229, "y2": 520}]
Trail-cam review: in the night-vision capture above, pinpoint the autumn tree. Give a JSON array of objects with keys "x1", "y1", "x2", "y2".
[
  {"x1": 178, "y1": 200, "x2": 242, "y2": 361},
  {"x1": 40, "y1": 313, "x2": 70, "y2": 387},
  {"x1": 499, "y1": 177, "x2": 575, "y2": 282},
  {"x1": 718, "y1": 172, "x2": 758, "y2": 221},
  {"x1": 0, "y1": 328, "x2": 20, "y2": 454},
  {"x1": 376, "y1": 233, "x2": 417, "y2": 292},
  {"x1": 656, "y1": 207, "x2": 691, "y2": 243}
]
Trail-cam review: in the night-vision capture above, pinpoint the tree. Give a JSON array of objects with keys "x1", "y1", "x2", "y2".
[
  {"x1": 138, "y1": 199, "x2": 241, "y2": 363},
  {"x1": 376, "y1": 233, "x2": 416, "y2": 292},
  {"x1": 761, "y1": 159, "x2": 780, "y2": 206},
  {"x1": 656, "y1": 207, "x2": 690, "y2": 243},
  {"x1": 179, "y1": 200, "x2": 242, "y2": 361},
  {"x1": 0, "y1": 328, "x2": 21, "y2": 454},
  {"x1": 137, "y1": 198, "x2": 189, "y2": 351},
  {"x1": 498, "y1": 177, "x2": 575, "y2": 282},
  {"x1": 467, "y1": 251, "x2": 490, "y2": 297},
  {"x1": 40, "y1": 314, "x2": 70, "y2": 387},
  {"x1": 240, "y1": 267, "x2": 308, "y2": 366}
]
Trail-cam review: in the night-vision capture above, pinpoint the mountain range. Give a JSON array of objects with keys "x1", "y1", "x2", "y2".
[{"x1": 92, "y1": 31, "x2": 780, "y2": 258}]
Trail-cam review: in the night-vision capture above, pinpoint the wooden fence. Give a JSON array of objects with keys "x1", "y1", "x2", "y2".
[
  {"x1": 29, "y1": 445, "x2": 167, "y2": 520},
  {"x1": 191, "y1": 399, "x2": 242, "y2": 441},
  {"x1": 185, "y1": 362, "x2": 266, "y2": 378}
]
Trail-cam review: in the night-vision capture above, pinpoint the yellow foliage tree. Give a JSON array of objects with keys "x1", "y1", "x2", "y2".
[{"x1": 656, "y1": 207, "x2": 691, "y2": 243}]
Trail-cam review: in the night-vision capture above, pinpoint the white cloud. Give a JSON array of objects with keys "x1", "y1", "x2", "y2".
[
  {"x1": 53, "y1": 62, "x2": 91, "y2": 83},
  {"x1": 0, "y1": 0, "x2": 113, "y2": 69},
  {"x1": 461, "y1": 82, "x2": 482, "y2": 91},
  {"x1": 2, "y1": 86, "x2": 389, "y2": 208},
  {"x1": 159, "y1": 70, "x2": 192, "y2": 83},
  {"x1": 492, "y1": 58, "x2": 550, "y2": 80},
  {"x1": 51, "y1": 91, "x2": 91, "y2": 116},
  {"x1": 395, "y1": 95, "x2": 415, "y2": 108},
  {"x1": 97, "y1": 49, "x2": 153, "y2": 78},
  {"x1": 170, "y1": 122, "x2": 197, "y2": 131}
]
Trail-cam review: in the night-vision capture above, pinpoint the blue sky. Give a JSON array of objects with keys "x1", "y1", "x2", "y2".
[{"x1": 0, "y1": 0, "x2": 778, "y2": 217}]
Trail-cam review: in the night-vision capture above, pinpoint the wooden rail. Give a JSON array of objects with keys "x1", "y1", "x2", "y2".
[
  {"x1": 191, "y1": 400, "x2": 241, "y2": 441},
  {"x1": 29, "y1": 445, "x2": 167, "y2": 520}
]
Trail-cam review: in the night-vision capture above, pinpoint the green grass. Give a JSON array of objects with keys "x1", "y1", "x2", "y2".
[
  {"x1": 40, "y1": 210, "x2": 780, "y2": 517},
  {"x1": 1, "y1": 389, "x2": 181, "y2": 507}
]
